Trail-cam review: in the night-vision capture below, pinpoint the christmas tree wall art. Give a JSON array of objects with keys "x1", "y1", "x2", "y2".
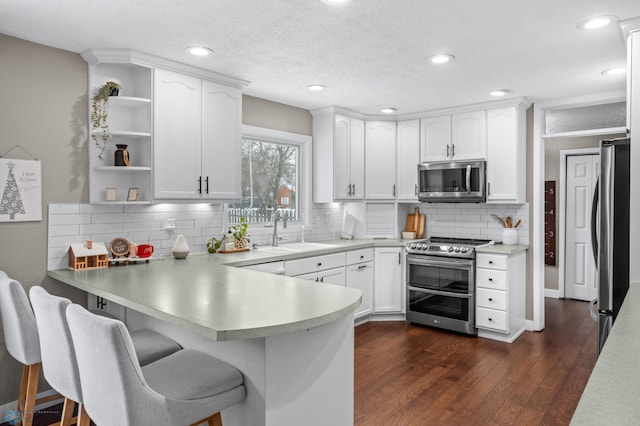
[{"x1": 0, "y1": 158, "x2": 42, "y2": 222}]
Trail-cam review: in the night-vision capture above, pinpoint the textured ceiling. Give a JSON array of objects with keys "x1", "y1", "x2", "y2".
[{"x1": 0, "y1": 0, "x2": 637, "y2": 115}]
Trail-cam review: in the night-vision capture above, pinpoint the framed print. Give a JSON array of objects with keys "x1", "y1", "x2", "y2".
[
  {"x1": 104, "y1": 188, "x2": 119, "y2": 201},
  {"x1": 0, "y1": 158, "x2": 42, "y2": 222},
  {"x1": 127, "y1": 187, "x2": 140, "y2": 201}
]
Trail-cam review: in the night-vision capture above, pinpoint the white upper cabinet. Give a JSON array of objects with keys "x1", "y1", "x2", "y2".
[
  {"x1": 154, "y1": 68, "x2": 242, "y2": 201},
  {"x1": 451, "y1": 110, "x2": 486, "y2": 160},
  {"x1": 421, "y1": 111, "x2": 486, "y2": 162},
  {"x1": 396, "y1": 120, "x2": 420, "y2": 201},
  {"x1": 312, "y1": 110, "x2": 365, "y2": 202},
  {"x1": 201, "y1": 80, "x2": 242, "y2": 200},
  {"x1": 154, "y1": 69, "x2": 202, "y2": 199},
  {"x1": 365, "y1": 121, "x2": 397, "y2": 199},
  {"x1": 486, "y1": 104, "x2": 528, "y2": 203},
  {"x1": 420, "y1": 115, "x2": 451, "y2": 162}
]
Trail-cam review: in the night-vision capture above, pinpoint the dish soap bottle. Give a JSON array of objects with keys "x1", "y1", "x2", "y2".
[{"x1": 225, "y1": 228, "x2": 235, "y2": 251}]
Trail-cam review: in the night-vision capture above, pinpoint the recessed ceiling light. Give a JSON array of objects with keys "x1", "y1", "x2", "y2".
[
  {"x1": 490, "y1": 90, "x2": 509, "y2": 97},
  {"x1": 577, "y1": 16, "x2": 616, "y2": 30},
  {"x1": 601, "y1": 67, "x2": 626, "y2": 76},
  {"x1": 430, "y1": 54, "x2": 455, "y2": 64},
  {"x1": 186, "y1": 46, "x2": 214, "y2": 56},
  {"x1": 381, "y1": 107, "x2": 397, "y2": 114},
  {"x1": 307, "y1": 84, "x2": 327, "y2": 91}
]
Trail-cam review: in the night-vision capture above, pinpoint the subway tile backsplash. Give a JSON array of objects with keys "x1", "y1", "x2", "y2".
[
  {"x1": 421, "y1": 203, "x2": 530, "y2": 244},
  {"x1": 47, "y1": 203, "x2": 344, "y2": 270}
]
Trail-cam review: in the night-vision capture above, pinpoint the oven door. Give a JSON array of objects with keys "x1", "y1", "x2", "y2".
[
  {"x1": 406, "y1": 286, "x2": 476, "y2": 335},
  {"x1": 406, "y1": 255, "x2": 474, "y2": 294}
]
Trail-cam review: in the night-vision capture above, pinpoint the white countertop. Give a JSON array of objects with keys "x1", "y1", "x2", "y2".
[
  {"x1": 570, "y1": 282, "x2": 640, "y2": 425},
  {"x1": 475, "y1": 243, "x2": 528, "y2": 255},
  {"x1": 48, "y1": 239, "x2": 406, "y2": 341}
]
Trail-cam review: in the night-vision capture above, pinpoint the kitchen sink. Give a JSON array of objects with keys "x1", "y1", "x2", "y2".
[{"x1": 256, "y1": 242, "x2": 337, "y2": 253}]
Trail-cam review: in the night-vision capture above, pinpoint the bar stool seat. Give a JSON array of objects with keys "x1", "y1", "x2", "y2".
[
  {"x1": 66, "y1": 304, "x2": 246, "y2": 426},
  {"x1": 29, "y1": 286, "x2": 184, "y2": 426}
]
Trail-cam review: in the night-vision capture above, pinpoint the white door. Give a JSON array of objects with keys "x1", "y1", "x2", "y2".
[
  {"x1": 365, "y1": 121, "x2": 397, "y2": 199},
  {"x1": 346, "y1": 262, "x2": 374, "y2": 318},
  {"x1": 333, "y1": 115, "x2": 351, "y2": 199},
  {"x1": 451, "y1": 110, "x2": 486, "y2": 160},
  {"x1": 565, "y1": 154, "x2": 598, "y2": 301},
  {"x1": 154, "y1": 69, "x2": 202, "y2": 199},
  {"x1": 396, "y1": 120, "x2": 420, "y2": 201},
  {"x1": 318, "y1": 267, "x2": 346, "y2": 286},
  {"x1": 374, "y1": 247, "x2": 403, "y2": 313},
  {"x1": 420, "y1": 115, "x2": 451, "y2": 161},
  {"x1": 201, "y1": 80, "x2": 242, "y2": 201}
]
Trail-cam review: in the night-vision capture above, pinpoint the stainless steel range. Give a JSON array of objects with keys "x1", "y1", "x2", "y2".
[{"x1": 406, "y1": 237, "x2": 491, "y2": 335}]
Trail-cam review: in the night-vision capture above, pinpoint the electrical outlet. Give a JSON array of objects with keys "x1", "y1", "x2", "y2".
[{"x1": 164, "y1": 218, "x2": 176, "y2": 231}]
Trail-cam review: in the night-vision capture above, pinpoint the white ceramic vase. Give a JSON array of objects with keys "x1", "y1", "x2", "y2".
[
  {"x1": 171, "y1": 234, "x2": 190, "y2": 259},
  {"x1": 501, "y1": 228, "x2": 518, "y2": 245}
]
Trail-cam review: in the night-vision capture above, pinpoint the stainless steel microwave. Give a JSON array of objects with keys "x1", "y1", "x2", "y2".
[{"x1": 417, "y1": 160, "x2": 486, "y2": 202}]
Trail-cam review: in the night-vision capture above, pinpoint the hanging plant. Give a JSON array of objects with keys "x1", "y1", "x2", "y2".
[{"x1": 91, "y1": 81, "x2": 121, "y2": 160}]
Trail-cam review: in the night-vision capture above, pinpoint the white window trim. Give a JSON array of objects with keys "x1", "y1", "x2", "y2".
[{"x1": 241, "y1": 125, "x2": 312, "y2": 227}]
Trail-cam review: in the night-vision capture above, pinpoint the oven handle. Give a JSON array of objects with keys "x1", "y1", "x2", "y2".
[
  {"x1": 407, "y1": 285, "x2": 473, "y2": 299},
  {"x1": 406, "y1": 255, "x2": 474, "y2": 269}
]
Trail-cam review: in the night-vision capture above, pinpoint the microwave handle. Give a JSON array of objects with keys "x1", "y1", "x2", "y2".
[{"x1": 466, "y1": 165, "x2": 471, "y2": 194}]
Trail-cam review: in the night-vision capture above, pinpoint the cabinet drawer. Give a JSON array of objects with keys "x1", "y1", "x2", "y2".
[
  {"x1": 476, "y1": 253, "x2": 508, "y2": 270},
  {"x1": 476, "y1": 288, "x2": 507, "y2": 310},
  {"x1": 285, "y1": 253, "x2": 345, "y2": 276},
  {"x1": 476, "y1": 307, "x2": 508, "y2": 332},
  {"x1": 346, "y1": 248, "x2": 374, "y2": 265},
  {"x1": 476, "y1": 268, "x2": 507, "y2": 290}
]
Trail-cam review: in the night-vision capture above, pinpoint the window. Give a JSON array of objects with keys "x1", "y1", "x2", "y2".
[{"x1": 229, "y1": 126, "x2": 310, "y2": 225}]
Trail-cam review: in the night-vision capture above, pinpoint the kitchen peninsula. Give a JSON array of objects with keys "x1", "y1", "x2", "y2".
[{"x1": 48, "y1": 249, "x2": 364, "y2": 426}]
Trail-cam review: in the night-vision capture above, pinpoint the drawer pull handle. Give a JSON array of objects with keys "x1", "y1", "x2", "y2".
[
  {"x1": 488, "y1": 261, "x2": 493, "y2": 264},
  {"x1": 317, "y1": 262, "x2": 322, "y2": 267},
  {"x1": 488, "y1": 278, "x2": 493, "y2": 282},
  {"x1": 360, "y1": 255, "x2": 364, "y2": 259},
  {"x1": 488, "y1": 318, "x2": 493, "y2": 321},
  {"x1": 488, "y1": 298, "x2": 493, "y2": 301}
]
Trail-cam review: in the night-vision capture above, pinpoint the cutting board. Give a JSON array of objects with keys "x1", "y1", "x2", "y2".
[
  {"x1": 416, "y1": 214, "x2": 425, "y2": 238},
  {"x1": 404, "y1": 207, "x2": 420, "y2": 232}
]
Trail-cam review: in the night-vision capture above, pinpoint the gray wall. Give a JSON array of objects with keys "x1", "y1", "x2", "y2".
[{"x1": 0, "y1": 33, "x2": 314, "y2": 406}]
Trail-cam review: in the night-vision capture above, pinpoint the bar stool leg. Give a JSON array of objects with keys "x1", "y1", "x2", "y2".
[
  {"x1": 211, "y1": 412, "x2": 223, "y2": 426},
  {"x1": 59, "y1": 398, "x2": 75, "y2": 426},
  {"x1": 22, "y1": 363, "x2": 41, "y2": 426},
  {"x1": 77, "y1": 404, "x2": 91, "y2": 426},
  {"x1": 18, "y1": 365, "x2": 30, "y2": 413}
]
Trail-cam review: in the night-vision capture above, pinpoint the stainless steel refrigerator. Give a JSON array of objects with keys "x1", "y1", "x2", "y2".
[{"x1": 591, "y1": 138, "x2": 630, "y2": 355}]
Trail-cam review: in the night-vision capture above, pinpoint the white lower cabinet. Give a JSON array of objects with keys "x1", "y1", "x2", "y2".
[
  {"x1": 345, "y1": 249, "x2": 374, "y2": 319},
  {"x1": 285, "y1": 253, "x2": 346, "y2": 285},
  {"x1": 475, "y1": 251, "x2": 526, "y2": 343},
  {"x1": 374, "y1": 247, "x2": 404, "y2": 313}
]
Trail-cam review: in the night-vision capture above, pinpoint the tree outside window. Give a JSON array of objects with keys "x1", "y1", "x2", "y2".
[{"x1": 229, "y1": 138, "x2": 298, "y2": 224}]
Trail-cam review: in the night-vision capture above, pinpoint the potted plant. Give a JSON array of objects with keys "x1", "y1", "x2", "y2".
[
  {"x1": 206, "y1": 237, "x2": 222, "y2": 253},
  {"x1": 91, "y1": 81, "x2": 121, "y2": 160},
  {"x1": 231, "y1": 217, "x2": 250, "y2": 249}
]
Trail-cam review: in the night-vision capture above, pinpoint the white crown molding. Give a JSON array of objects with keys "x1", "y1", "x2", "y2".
[
  {"x1": 81, "y1": 48, "x2": 250, "y2": 89},
  {"x1": 311, "y1": 97, "x2": 532, "y2": 121},
  {"x1": 535, "y1": 90, "x2": 626, "y2": 110},
  {"x1": 619, "y1": 16, "x2": 640, "y2": 38}
]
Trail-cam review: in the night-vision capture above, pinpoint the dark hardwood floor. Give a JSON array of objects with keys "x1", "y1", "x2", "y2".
[
  {"x1": 1, "y1": 298, "x2": 595, "y2": 426},
  {"x1": 354, "y1": 298, "x2": 597, "y2": 426}
]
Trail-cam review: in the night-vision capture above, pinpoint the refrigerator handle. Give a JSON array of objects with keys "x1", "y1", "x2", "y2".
[{"x1": 590, "y1": 178, "x2": 598, "y2": 264}]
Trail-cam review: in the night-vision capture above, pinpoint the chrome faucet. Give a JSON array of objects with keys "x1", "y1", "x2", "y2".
[{"x1": 272, "y1": 208, "x2": 287, "y2": 247}]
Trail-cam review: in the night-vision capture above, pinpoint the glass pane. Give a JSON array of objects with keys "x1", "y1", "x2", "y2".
[
  {"x1": 408, "y1": 264, "x2": 469, "y2": 293},
  {"x1": 229, "y1": 138, "x2": 299, "y2": 224},
  {"x1": 419, "y1": 168, "x2": 479, "y2": 193},
  {"x1": 545, "y1": 102, "x2": 626, "y2": 134},
  {"x1": 409, "y1": 291, "x2": 469, "y2": 321}
]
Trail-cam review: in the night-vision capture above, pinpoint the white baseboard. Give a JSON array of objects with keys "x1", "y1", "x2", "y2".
[
  {"x1": 0, "y1": 389, "x2": 62, "y2": 422},
  {"x1": 544, "y1": 288, "x2": 560, "y2": 299},
  {"x1": 525, "y1": 319, "x2": 536, "y2": 331}
]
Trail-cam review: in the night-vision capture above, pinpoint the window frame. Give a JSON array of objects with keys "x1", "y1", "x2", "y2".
[{"x1": 233, "y1": 125, "x2": 312, "y2": 227}]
